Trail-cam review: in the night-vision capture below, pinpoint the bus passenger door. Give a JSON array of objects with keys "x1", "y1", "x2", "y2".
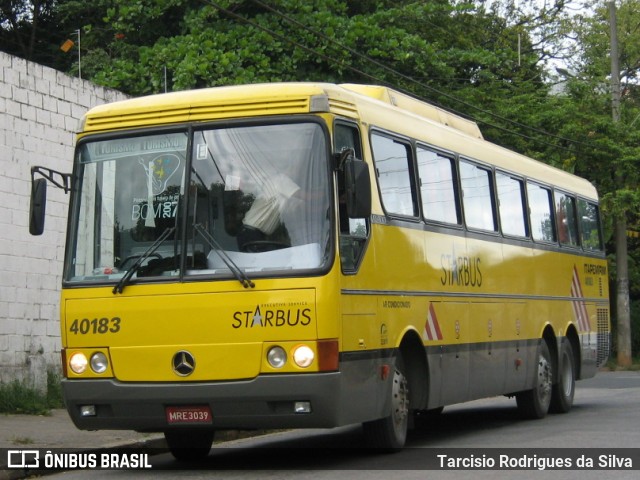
[{"x1": 335, "y1": 121, "x2": 381, "y2": 422}]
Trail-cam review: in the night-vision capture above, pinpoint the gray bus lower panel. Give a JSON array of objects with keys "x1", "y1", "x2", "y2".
[{"x1": 63, "y1": 366, "x2": 387, "y2": 432}]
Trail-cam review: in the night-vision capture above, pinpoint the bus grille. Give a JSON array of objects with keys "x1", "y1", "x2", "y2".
[{"x1": 596, "y1": 308, "x2": 611, "y2": 367}]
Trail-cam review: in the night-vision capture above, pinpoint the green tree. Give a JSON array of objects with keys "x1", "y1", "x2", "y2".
[
  {"x1": 2, "y1": 0, "x2": 562, "y2": 153},
  {"x1": 70, "y1": 0, "x2": 455, "y2": 95},
  {"x1": 0, "y1": 0, "x2": 60, "y2": 64},
  {"x1": 67, "y1": 0, "x2": 574, "y2": 186},
  {"x1": 56, "y1": 0, "x2": 550, "y2": 109}
]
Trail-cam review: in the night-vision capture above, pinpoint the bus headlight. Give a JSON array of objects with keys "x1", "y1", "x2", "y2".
[
  {"x1": 267, "y1": 346, "x2": 287, "y2": 368},
  {"x1": 90, "y1": 352, "x2": 109, "y2": 374},
  {"x1": 293, "y1": 345, "x2": 314, "y2": 368},
  {"x1": 69, "y1": 352, "x2": 88, "y2": 374}
]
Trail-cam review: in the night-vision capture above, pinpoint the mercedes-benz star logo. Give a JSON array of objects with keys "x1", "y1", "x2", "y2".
[{"x1": 172, "y1": 350, "x2": 195, "y2": 376}]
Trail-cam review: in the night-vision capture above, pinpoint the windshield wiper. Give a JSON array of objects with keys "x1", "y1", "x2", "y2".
[
  {"x1": 113, "y1": 226, "x2": 176, "y2": 294},
  {"x1": 193, "y1": 223, "x2": 255, "y2": 289}
]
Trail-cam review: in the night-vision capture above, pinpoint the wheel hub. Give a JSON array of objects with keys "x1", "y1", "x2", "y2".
[{"x1": 392, "y1": 369, "x2": 409, "y2": 427}]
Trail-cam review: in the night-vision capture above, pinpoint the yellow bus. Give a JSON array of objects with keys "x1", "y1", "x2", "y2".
[{"x1": 30, "y1": 82, "x2": 610, "y2": 458}]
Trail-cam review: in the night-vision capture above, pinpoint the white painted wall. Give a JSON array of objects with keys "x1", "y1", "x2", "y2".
[{"x1": 0, "y1": 51, "x2": 128, "y2": 390}]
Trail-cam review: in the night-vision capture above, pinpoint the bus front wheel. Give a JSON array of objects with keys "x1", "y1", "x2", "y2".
[
  {"x1": 164, "y1": 429, "x2": 214, "y2": 461},
  {"x1": 516, "y1": 340, "x2": 552, "y2": 419},
  {"x1": 363, "y1": 355, "x2": 409, "y2": 451}
]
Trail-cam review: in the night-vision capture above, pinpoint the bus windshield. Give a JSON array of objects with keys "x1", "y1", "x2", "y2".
[{"x1": 65, "y1": 122, "x2": 331, "y2": 284}]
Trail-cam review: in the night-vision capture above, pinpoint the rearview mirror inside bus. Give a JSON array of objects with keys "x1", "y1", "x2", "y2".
[
  {"x1": 29, "y1": 178, "x2": 47, "y2": 236},
  {"x1": 344, "y1": 158, "x2": 371, "y2": 219}
]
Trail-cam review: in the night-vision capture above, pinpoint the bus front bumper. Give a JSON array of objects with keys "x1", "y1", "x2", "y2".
[{"x1": 62, "y1": 371, "x2": 375, "y2": 432}]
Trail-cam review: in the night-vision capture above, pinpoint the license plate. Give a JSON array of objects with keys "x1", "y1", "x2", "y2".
[{"x1": 166, "y1": 405, "x2": 213, "y2": 424}]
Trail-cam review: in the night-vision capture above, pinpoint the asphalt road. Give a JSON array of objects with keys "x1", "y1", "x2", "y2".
[{"x1": 49, "y1": 371, "x2": 640, "y2": 480}]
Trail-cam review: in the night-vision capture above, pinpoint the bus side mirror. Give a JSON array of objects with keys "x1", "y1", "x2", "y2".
[
  {"x1": 344, "y1": 158, "x2": 371, "y2": 219},
  {"x1": 29, "y1": 178, "x2": 47, "y2": 235},
  {"x1": 28, "y1": 166, "x2": 72, "y2": 235}
]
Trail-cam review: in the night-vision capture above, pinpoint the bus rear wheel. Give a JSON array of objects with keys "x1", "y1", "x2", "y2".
[
  {"x1": 516, "y1": 340, "x2": 552, "y2": 419},
  {"x1": 550, "y1": 341, "x2": 575, "y2": 413},
  {"x1": 363, "y1": 355, "x2": 409, "y2": 451},
  {"x1": 164, "y1": 429, "x2": 214, "y2": 461}
]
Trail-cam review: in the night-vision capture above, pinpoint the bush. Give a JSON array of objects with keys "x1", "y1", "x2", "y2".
[{"x1": 0, "y1": 370, "x2": 64, "y2": 415}]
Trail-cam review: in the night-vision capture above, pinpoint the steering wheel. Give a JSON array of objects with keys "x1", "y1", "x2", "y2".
[
  {"x1": 240, "y1": 240, "x2": 290, "y2": 253},
  {"x1": 119, "y1": 253, "x2": 162, "y2": 270}
]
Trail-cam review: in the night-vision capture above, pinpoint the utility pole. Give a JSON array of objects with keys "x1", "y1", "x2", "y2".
[
  {"x1": 76, "y1": 29, "x2": 81, "y2": 80},
  {"x1": 609, "y1": 1, "x2": 632, "y2": 367}
]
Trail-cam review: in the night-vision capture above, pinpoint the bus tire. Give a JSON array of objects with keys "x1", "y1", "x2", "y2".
[
  {"x1": 363, "y1": 354, "x2": 409, "y2": 451},
  {"x1": 165, "y1": 429, "x2": 214, "y2": 461},
  {"x1": 516, "y1": 340, "x2": 552, "y2": 419},
  {"x1": 550, "y1": 341, "x2": 575, "y2": 413}
]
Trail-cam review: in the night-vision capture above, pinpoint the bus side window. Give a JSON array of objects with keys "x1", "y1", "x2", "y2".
[
  {"x1": 417, "y1": 146, "x2": 460, "y2": 225},
  {"x1": 371, "y1": 132, "x2": 418, "y2": 218},
  {"x1": 335, "y1": 123, "x2": 368, "y2": 272},
  {"x1": 496, "y1": 172, "x2": 527, "y2": 237},
  {"x1": 527, "y1": 182, "x2": 556, "y2": 243},
  {"x1": 460, "y1": 160, "x2": 496, "y2": 232},
  {"x1": 577, "y1": 199, "x2": 603, "y2": 251},
  {"x1": 555, "y1": 192, "x2": 579, "y2": 247}
]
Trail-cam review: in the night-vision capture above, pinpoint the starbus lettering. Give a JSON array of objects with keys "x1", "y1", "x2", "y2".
[
  {"x1": 232, "y1": 305, "x2": 312, "y2": 329},
  {"x1": 440, "y1": 254, "x2": 482, "y2": 287}
]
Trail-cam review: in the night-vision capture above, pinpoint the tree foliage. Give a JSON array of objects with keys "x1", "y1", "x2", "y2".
[
  {"x1": 2, "y1": 1, "x2": 564, "y2": 149},
  {"x1": 50, "y1": 1, "x2": 565, "y2": 157},
  {"x1": 0, "y1": 0, "x2": 60, "y2": 63}
]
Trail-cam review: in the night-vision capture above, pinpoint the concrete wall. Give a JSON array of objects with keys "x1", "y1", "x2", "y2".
[{"x1": 0, "y1": 51, "x2": 128, "y2": 390}]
